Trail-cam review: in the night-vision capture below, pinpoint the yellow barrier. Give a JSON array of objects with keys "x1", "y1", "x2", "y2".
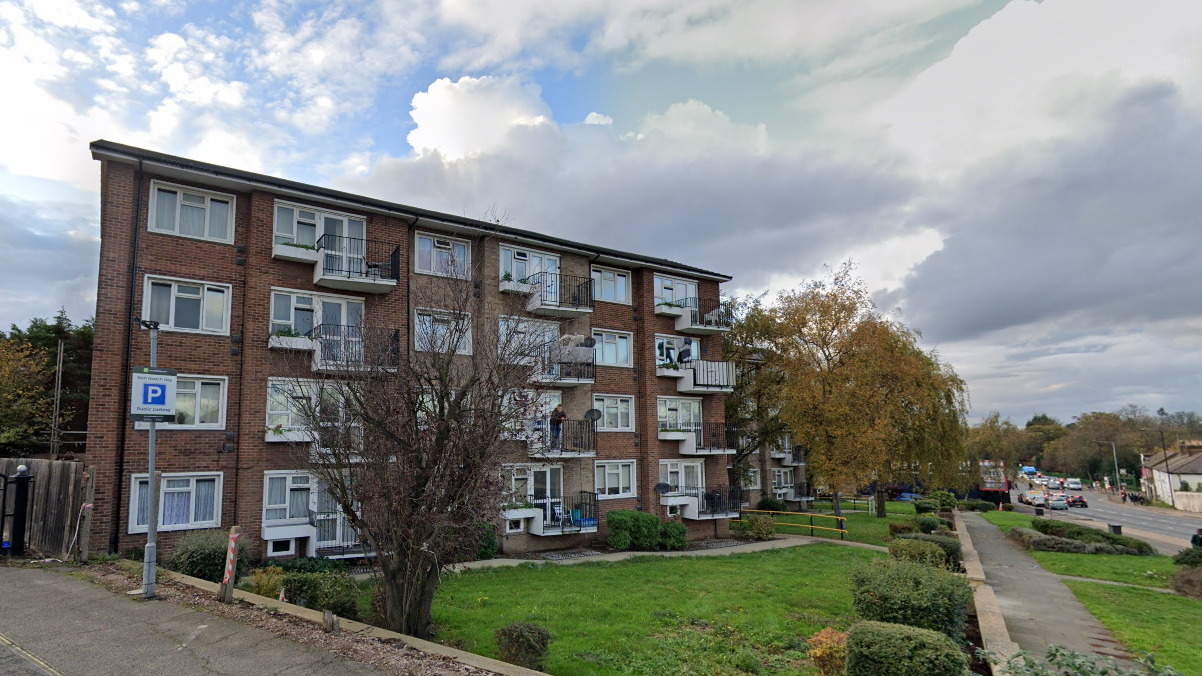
[{"x1": 735, "y1": 510, "x2": 848, "y2": 540}]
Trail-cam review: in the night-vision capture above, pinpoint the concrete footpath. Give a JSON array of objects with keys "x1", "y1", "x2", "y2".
[
  {"x1": 0, "y1": 566, "x2": 385, "y2": 676},
  {"x1": 960, "y1": 513, "x2": 1129, "y2": 662}
]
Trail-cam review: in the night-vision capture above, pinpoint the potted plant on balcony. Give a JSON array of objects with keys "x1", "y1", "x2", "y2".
[
  {"x1": 268, "y1": 327, "x2": 316, "y2": 351},
  {"x1": 271, "y1": 239, "x2": 322, "y2": 263},
  {"x1": 499, "y1": 271, "x2": 536, "y2": 295},
  {"x1": 655, "y1": 361, "x2": 684, "y2": 377}
]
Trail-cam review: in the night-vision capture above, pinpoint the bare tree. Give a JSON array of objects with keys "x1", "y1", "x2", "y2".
[{"x1": 273, "y1": 262, "x2": 564, "y2": 638}]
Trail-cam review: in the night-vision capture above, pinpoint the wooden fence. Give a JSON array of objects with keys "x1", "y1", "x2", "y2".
[{"x1": 1, "y1": 458, "x2": 92, "y2": 558}]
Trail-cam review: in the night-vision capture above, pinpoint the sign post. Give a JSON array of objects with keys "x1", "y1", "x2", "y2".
[{"x1": 131, "y1": 321, "x2": 176, "y2": 599}]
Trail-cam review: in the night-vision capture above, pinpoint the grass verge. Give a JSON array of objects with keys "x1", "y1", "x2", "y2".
[
  {"x1": 1028, "y1": 552, "x2": 1177, "y2": 589},
  {"x1": 979, "y1": 510, "x2": 1033, "y2": 534},
  {"x1": 432, "y1": 543, "x2": 883, "y2": 676},
  {"x1": 1064, "y1": 581, "x2": 1202, "y2": 675},
  {"x1": 772, "y1": 511, "x2": 911, "y2": 548}
]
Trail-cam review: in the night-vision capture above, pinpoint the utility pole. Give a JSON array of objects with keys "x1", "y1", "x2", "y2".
[
  {"x1": 1160, "y1": 430, "x2": 1175, "y2": 508},
  {"x1": 1093, "y1": 440, "x2": 1121, "y2": 494},
  {"x1": 50, "y1": 339, "x2": 64, "y2": 460}
]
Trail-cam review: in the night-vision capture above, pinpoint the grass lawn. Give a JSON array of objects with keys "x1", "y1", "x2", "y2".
[
  {"x1": 979, "y1": 510, "x2": 1033, "y2": 533},
  {"x1": 1029, "y1": 552, "x2": 1177, "y2": 589},
  {"x1": 1064, "y1": 581, "x2": 1202, "y2": 675},
  {"x1": 806, "y1": 500, "x2": 916, "y2": 516},
  {"x1": 432, "y1": 543, "x2": 883, "y2": 676},
  {"x1": 772, "y1": 511, "x2": 911, "y2": 548}
]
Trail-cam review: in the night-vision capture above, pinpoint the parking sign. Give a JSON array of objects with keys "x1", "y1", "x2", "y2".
[{"x1": 131, "y1": 367, "x2": 178, "y2": 422}]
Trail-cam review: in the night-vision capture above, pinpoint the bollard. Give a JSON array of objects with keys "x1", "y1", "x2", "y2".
[
  {"x1": 1108, "y1": 524, "x2": 1122, "y2": 535},
  {"x1": 1034, "y1": 507, "x2": 1044, "y2": 517},
  {"x1": 10, "y1": 466, "x2": 32, "y2": 557},
  {"x1": 218, "y1": 526, "x2": 242, "y2": 603}
]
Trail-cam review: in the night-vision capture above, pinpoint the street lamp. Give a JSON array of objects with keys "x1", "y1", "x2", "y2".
[{"x1": 1092, "y1": 440, "x2": 1121, "y2": 494}]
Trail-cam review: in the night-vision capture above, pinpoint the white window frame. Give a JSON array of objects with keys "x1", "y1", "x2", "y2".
[
  {"x1": 772, "y1": 468, "x2": 795, "y2": 488},
  {"x1": 134, "y1": 375, "x2": 227, "y2": 430},
  {"x1": 505, "y1": 518, "x2": 525, "y2": 534},
  {"x1": 274, "y1": 200, "x2": 363, "y2": 248},
  {"x1": 499, "y1": 315, "x2": 558, "y2": 364},
  {"x1": 594, "y1": 460, "x2": 637, "y2": 499},
  {"x1": 263, "y1": 471, "x2": 313, "y2": 526},
  {"x1": 128, "y1": 472, "x2": 223, "y2": 534},
  {"x1": 655, "y1": 334, "x2": 698, "y2": 365},
  {"x1": 590, "y1": 266, "x2": 631, "y2": 305},
  {"x1": 267, "y1": 538, "x2": 296, "y2": 557},
  {"x1": 414, "y1": 231, "x2": 471, "y2": 279},
  {"x1": 415, "y1": 308, "x2": 473, "y2": 355},
  {"x1": 143, "y1": 275, "x2": 232, "y2": 336},
  {"x1": 592, "y1": 329, "x2": 633, "y2": 367},
  {"x1": 657, "y1": 396, "x2": 703, "y2": 430},
  {"x1": 266, "y1": 378, "x2": 316, "y2": 432},
  {"x1": 654, "y1": 274, "x2": 698, "y2": 306},
  {"x1": 500, "y1": 244, "x2": 558, "y2": 282},
  {"x1": 659, "y1": 460, "x2": 704, "y2": 495},
  {"x1": 593, "y1": 394, "x2": 634, "y2": 432},
  {"x1": 147, "y1": 180, "x2": 236, "y2": 245},
  {"x1": 270, "y1": 287, "x2": 364, "y2": 336},
  {"x1": 743, "y1": 468, "x2": 761, "y2": 490}
]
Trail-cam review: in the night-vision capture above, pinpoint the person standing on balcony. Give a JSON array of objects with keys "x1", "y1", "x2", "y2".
[{"x1": 550, "y1": 404, "x2": 566, "y2": 449}]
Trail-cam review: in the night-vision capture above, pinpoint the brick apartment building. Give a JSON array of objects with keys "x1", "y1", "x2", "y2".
[{"x1": 83, "y1": 140, "x2": 785, "y2": 560}]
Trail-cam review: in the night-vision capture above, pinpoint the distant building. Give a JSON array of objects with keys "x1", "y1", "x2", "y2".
[{"x1": 1142, "y1": 440, "x2": 1202, "y2": 512}]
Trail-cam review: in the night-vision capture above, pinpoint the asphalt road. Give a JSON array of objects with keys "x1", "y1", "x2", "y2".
[{"x1": 1014, "y1": 486, "x2": 1198, "y2": 553}]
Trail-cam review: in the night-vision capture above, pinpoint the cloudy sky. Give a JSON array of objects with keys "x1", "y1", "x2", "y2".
[{"x1": 3, "y1": 0, "x2": 1201, "y2": 423}]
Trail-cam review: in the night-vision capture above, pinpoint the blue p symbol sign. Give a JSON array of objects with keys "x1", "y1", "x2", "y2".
[{"x1": 144, "y1": 383, "x2": 166, "y2": 406}]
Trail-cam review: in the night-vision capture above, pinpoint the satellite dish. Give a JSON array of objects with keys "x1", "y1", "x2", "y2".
[
  {"x1": 584, "y1": 408, "x2": 602, "y2": 422},
  {"x1": 654, "y1": 482, "x2": 672, "y2": 495},
  {"x1": 581, "y1": 336, "x2": 596, "y2": 348}
]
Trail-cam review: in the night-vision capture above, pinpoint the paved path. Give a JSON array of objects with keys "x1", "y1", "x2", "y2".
[
  {"x1": 961, "y1": 512, "x2": 1129, "y2": 661},
  {"x1": 0, "y1": 566, "x2": 385, "y2": 676}
]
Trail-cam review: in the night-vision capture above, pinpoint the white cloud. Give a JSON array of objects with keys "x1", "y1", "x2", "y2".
[
  {"x1": 637, "y1": 100, "x2": 768, "y2": 154},
  {"x1": 146, "y1": 28, "x2": 247, "y2": 108},
  {"x1": 407, "y1": 76, "x2": 555, "y2": 161},
  {"x1": 584, "y1": 112, "x2": 612, "y2": 125}
]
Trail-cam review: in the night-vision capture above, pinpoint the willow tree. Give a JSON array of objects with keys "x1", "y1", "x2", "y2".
[{"x1": 773, "y1": 262, "x2": 969, "y2": 517}]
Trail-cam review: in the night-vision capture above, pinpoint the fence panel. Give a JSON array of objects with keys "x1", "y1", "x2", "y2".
[{"x1": 0, "y1": 458, "x2": 86, "y2": 557}]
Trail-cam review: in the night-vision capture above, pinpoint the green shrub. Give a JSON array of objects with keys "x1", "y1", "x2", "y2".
[
  {"x1": 476, "y1": 522, "x2": 498, "y2": 560},
  {"x1": 262, "y1": 556, "x2": 348, "y2": 574},
  {"x1": 1171, "y1": 566, "x2": 1202, "y2": 600},
  {"x1": 850, "y1": 560, "x2": 972, "y2": 639},
  {"x1": 845, "y1": 621, "x2": 968, "y2": 676},
  {"x1": 245, "y1": 567, "x2": 284, "y2": 598},
  {"x1": 1030, "y1": 518, "x2": 1154, "y2": 555},
  {"x1": 733, "y1": 650, "x2": 762, "y2": 674},
  {"x1": 495, "y1": 621, "x2": 552, "y2": 670},
  {"x1": 1002, "y1": 502, "x2": 1015, "y2": 511},
  {"x1": 914, "y1": 515, "x2": 944, "y2": 534},
  {"x1": 889, "y1": 538, "x2": 946, "y2": 569},
  {"x1": 1171, "y1": 547, "x2": 1202, "y2": 569},
  {"x1": 281, "y1": 571, "x2": 361, "y2": 620},
  {"x1": 914, "y1": 499, "x2": 940, "y2": 514},
  {"x1": 605, "y1": 509, "x2": 663, "y2": 551},
  {"x1": 958, "y1": 499, "x2": 995, "y2": 512},
  {"x1": 165, "y1": 529, "x2": 252, "y2": 584},
  {"x1": 1002, "y1": 645, "x2": 1183, "y2": 675},
  {"x1": 896, "y1": 533, "x2": 962, "y2": 571},
  {"x1": 888, "y1": 521, "x2": 915, "y2": 536},
  {"x1": 734, "y1": 514, "x2": 776, "y2": 541},
  {"x1": 808, "y1": 627, "x2": 849, "y2": 676},
  {"x1": 929, "y1": 490, "x2": 958, "y2": 512},
  {"x1": 756, "y1": 497, "x2": 788, "y2": 512},
  {"x1": 659, "y1": 522, "x2": 688, "y2": 550},
  {"x1": 937, "y1": 512, "x2": 956, "y2": 529}
]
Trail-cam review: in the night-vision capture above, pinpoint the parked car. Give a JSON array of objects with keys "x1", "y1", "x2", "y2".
[
  {"x1": 1048, "y1": 495, "x2": 1069, "y2": 510},
  {"x1": 896, "y1": 493, "x2": 924, "y2": 502},
  {"x1": 1066, "y1": 494, "x2": 1088, "y2": 508},
  {"x1": 1065, "y1": 478, "x2": 1083, "y2": 490}
]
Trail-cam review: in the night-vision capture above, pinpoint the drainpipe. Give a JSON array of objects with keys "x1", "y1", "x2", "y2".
[{"x1": 111, "y1": 158, "x2": 145, "y2": 553}]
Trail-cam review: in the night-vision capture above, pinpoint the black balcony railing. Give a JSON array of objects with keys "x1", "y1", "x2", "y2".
[
  {"x1": 316, "y1": 234, "x2": 401, "y2": 281},
  {"x1": 530, "y1": 490, "x2": 599, "y2": 532},
  {"x1": 523, "y1": 272, "x2": 594, "y2": 311},
  {"x1": 533, "y1": 342, "x2": 596, "y2": 381},
  {"x1": 680, "y1": 297, "x2": 733, "y2": 330},
  {"x1": 697, "y1": 422, "x2": 738, "y2": 451},
  {"x1": 313, "y1": 324, "x2": 400, "y2": 368},
  {"x1": 684, "y1": 486, "x2": 742, "y2": 516},
  {"x1": 684, "y1": 360, "x2": 736, "y2": 388},
  {"x1": 534, "y1": 418, "x2": 597, "y2": 453}
]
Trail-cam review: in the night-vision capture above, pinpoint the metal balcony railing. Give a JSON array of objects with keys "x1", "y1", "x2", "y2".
[
  {"x1": 683, "y1": 486, "x2": 742, "y2": 515},
  {"x1": 530, "y1": 490, "x2": 599, "y2": 532},
  {"x1": 315, "y1": 234, "x2": 401, "y2": 281},
  {"x1": 679, "y1": 297, "x2": 733, "y2": 330},
  {"x1": 532, "y1": 418, "x2": 597, "y2": 453},
  {"x1": 523, "y1": 272, "x2": 594, "y2": 311},
  {"x1": 683, "y1": 360, "x2": 736, "y2": 389},
  {"x1": 533, "y1": 342, "x2": 596, "y2": 381},
  {"x1": 313, "y1": 324, "x2": 400, "y2": 368},
  {"x1": 697, "y1": 422, "x2": 738, "y2": 451}
]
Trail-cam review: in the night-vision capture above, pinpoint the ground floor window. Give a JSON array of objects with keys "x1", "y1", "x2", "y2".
[
  {"x1": 505, "y1": 519, "x2": 524, "y2": 534},
  {"x1": 129, "y1": 472, "x2": 222, "y2": 533},
  {"x1": 268, "y1": 539, "x2": 295, "y2": 557},
  {"x1": 772, "y1": 468, "x2": 794, "y2": 488},
  {"x1": 595, "y1": 460, "x2": 636, "y2": 498}
]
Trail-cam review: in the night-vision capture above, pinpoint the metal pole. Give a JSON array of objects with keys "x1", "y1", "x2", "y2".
[
  {"x1": 1110, "y1": 441, "x2": 1121, "y2": 494},
  {"x1": 1160, "y1": 431, "x2": 1175, "y2": 508},
  {"x1": 51, "y1": 339, "x2": 64, "y2": 459},
  {"x1": 142, "y1": 326, "x2": 158, "y2": 599}
]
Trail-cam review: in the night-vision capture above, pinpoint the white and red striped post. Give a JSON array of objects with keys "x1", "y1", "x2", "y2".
[{"x1": 218, "y1": 526, "x2": 241, "y2": 603}]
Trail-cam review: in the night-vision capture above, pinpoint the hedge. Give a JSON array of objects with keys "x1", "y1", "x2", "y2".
[
  {"x1": 928, "y1": 490, "x2": 958, "y2": 512},
  {"x1": 914, "y1": 515, "x2": 946, "y2": 534},
  {"x1": 165, "y1": 529, "x2": 252, "y2": 584},
  {"x1": 850, "y1": 560, "x2": 972, "y2": 639},
  {"x1": 888, "y1": 538, "x2": 946, "y2": 569},
  {"x1": 895, "y1": 533, "x2": 962, "y2": 571},
  {"x1": 733, "y1": 514, "x2": 776, "y2": 541},
  {"x1": 845, "y1": 621, "x2": 968, "y2": 676},
  {"x1": 606, "y1": 509, "x2": 681, "y2": 551},
  {"x1": 914, "y1": 500, "x2": 940, "y2": 514},
  {"x1": 1007, "y1": 527, "x2": 1133, "y2": 555},
  {"x1": 1029, "y1": 518, "x2": 1154, "y2": 555},
  {"x1": 958, "y1": 499, "x2": 996, "y2": 513},
  {"x1": 1172, "y1": 546, "x2": 1202, "y2": 569},
  {"x1": 660, "y1": 522, "x2": 688, "y2": 550},
  {"x1": 281, "y1": 571, "x2": 361, "y2": 620},
  {"x1": 262, "y1": 556, "x2": 348, "y2": 574},
  {"x1": 756, "y1": 497, "x2": 788, "y2": 512}
]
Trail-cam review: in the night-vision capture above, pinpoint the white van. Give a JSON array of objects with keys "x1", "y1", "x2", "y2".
[{"x1": 1065, "y1": 478, "x2": 1083, "y2": 490}]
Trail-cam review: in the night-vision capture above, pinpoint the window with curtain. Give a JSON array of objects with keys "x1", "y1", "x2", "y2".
[
  {"x1": 264, "y1": 473, "x2": 312, "y2": 522},
  {"x1": 144, "y1": 277, "x2": 230, "y2": 334},
  {"x1": 137, "y1": 376, "x2": 224, "y2": 430},
  {"x1": 148, "y1": 182, "x2": 235, "y2": 244},
  {"x1": 129, "y1": 474, "x2": 221, "y2": 533}
]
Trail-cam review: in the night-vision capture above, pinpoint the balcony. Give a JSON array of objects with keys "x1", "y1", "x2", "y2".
[
  {"x1": 674, "y1": 298, "x2": 733, "y2": 335},
  {"x1": 524, "y1": 272, "x2": 594, "y2": 317},
  {"x1": 529, "y1": 343, "x2": 595, "y2": 387},
  {"x1": 660, "y1": 360, "x2": 735, "y2": 394},
  {"x1": 310, "y1": 234, "x2": 400, "y2": 294},
  {"x1": 528, "y1": 491, "x2": 600, "y2": 536},
  {"x1": 658, "y1": 422, "x2": 737, "y2": 456},
  {"x1": 528, "y1": 419, "x2": 597, "y2": 458},
  {"x1": 659, "y1": 486, "x2": 741, "y2": 520},
  {"x1": 293, "y1": 324, "x2": 400, "y2": 373},
  {"x1": 781, "y1": 449, "x2": 805, "y2": 467},
  {"x1": 272, "y1": 240, "x2": 321, "y2": 264}
]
